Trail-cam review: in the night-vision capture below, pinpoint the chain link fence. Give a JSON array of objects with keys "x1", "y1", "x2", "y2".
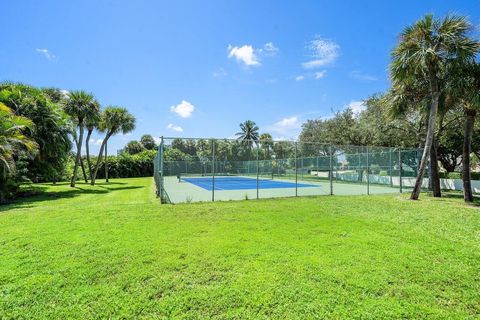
[{"x1": 154, "y1": 137, "x2": 423, "y2": 203}]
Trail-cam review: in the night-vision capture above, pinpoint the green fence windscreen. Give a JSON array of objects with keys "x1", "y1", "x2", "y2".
[{"x1": 154, "y1": 137, "x2": 423, "y2": 203}]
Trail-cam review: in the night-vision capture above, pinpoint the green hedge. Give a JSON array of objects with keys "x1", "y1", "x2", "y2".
[
  {"x1": 70, "y1": 150, "x2": 156, "y2": 180},
  {"x1": 438, "y1": 172, "x2": 480, "y2": 180},
  {"x1": 94, "y1": 150, "x2": 156, "y2": 179}
]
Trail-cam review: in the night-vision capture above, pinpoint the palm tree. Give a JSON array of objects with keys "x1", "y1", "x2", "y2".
[
  {"x1": 390, "y1": 14, "x2": 479, "y2": 200},
  {"x1": 451, "y1": 63, "x2": 480, "y2": 202},
  {"x1": 84, "y1": 101, "x2": 101, "y2": 181},
  {"x1": 63, "y1": 91, "x2": 98, "y2": 187},
  {"x1": 259, "y1": 133, "x2": 273, "y2": 159},
  {"x1": 90, "y1": 106, "x2": 136, "y2": 185},
  {"x1": 0, "y1": 103, "x2": 38, "y2": 201},
  {"x1": 236, "y1": 120, "x2": 260, "y2": 157}
]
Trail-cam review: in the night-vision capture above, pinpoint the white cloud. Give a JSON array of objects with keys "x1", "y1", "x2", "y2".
[
  {"x1": 94, "y1": 139, "x2": 103, "y2": 146},
  {"x1": 349, "y1": 71, "x2": 377, "y2": 81},
  {"x1": 167, "y1": 123, "x2": 184, "y2": 132},
  {"x1": 261, "y1": 42, "x2": 279, "y2": 55},
  {"x1": 345, "y1": 100, "x2": 366, "y2": 114},
  {"x1": 212, "y1": 68, "x2": 227, "y2": 77},
  {"x1": 35, "y1": 48, "x2": 56, "y2": 61},
  {"x1": 170, "y1": 100, "x2": 195, "y2": 118},
  {"x1": 295, "y1": 75, "x2": 305, "y2": 81},
  {"x1": 227, "y1": 42, "x2": 278, "y2": 67},
  {"x1": 302, "y1": 37, "x2": 339, "y2": 69},
  {"x1": 315, "y1": 70, "x2": 327, "y2": 79},
  {"x1": 267, "y1": 116, "x2": 302, "y2": 139},
  {"x1": 228, "y1": 44, "x2": 260, "y2": 66}
]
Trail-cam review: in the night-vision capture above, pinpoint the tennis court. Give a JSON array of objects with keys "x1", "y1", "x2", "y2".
[
  {"x1": 180, "y1": 175, "x2": 317, "y2": 190},
  {"x1": 154, "y1": 137, "x2": 422, "y2": 203}
]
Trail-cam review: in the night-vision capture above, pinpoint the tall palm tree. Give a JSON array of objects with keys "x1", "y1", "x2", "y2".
[
  {"x1": 452, "y1": 62, "x2": 480, "y2": 202},
  {"x1": 63, "y1": 90, "x2": 98, "y2": 187},
  {"x1": 0, "y1": 103, "x2": 38, "y2": 201},
  {"x1": 390, "y1": 14, "x2": 479, "y2": 200},
  {"x1": 236, "y1": 120, "x2": 260, "y2": 157},
  {"x1": 84, "y1": 101, "x2": 101, "y2": 181},
  {"x1": 91, "y1": 106, "x2": 136, "y2": 185}
]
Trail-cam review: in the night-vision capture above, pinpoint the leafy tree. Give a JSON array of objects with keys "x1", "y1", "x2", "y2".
[
  {"x1": 390, "y1": 14, "x2": 479, "y2": 200},
  {"x1": 124, "y1": 140, "x2": 145, "y2": 155},
  {"x1": 164, "y1": 148, "x2": 189, "y2": 161},
  {"x1": 42, "y1": 87, "x2": 68, "y2": 103},
  {"x1": 272, "y1": 141, "x2": 294, "y2": 159},
  {"x1": 63, "y1": 90, "x2": 98, "y2": 187},
  {"x1": 0, "y1": 83, "x2": 72, "y2": 183},
  {"x1": 91, "y1": 106, "x2": 136, "y2": 185},
  {"x1": 0, "y1": 103, "x2": 38, "y2": 201},
  {"x1": 140, "y1": 134, "x2": 157, "y2": 150}
]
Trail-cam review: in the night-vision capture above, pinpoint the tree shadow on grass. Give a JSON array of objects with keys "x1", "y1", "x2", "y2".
[
  {"x1": 0, "y1": 184, "x2": 144, "y2": 211},
  {"x1": 437, "y1": 192, "x2": 480, "y2": 207}
]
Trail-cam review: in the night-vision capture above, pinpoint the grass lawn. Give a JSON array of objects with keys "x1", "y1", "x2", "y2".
[{"x1": 0, "y1": 177, "x2": 479, "y2": 319}]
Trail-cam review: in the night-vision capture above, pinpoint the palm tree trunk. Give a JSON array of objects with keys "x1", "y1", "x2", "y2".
[
  {"x1": 85, "y1": 128, "x2": 93, "y2": 180},
  {"x1": 105, "y1": 140, "x2": 109, "y2": 182},
  {"x1": 80, "y1": 158, "x2": 88, "y2": 183},
  {"x1": 410, "y1": 72, "x2": 439, "y2": 200},
  {"x1": 462, "y1": 109, "x2": 476, "y2": 202},
  {"x1": 91, "y1": 133, "x2": 111, "y2": 185},
  {"x1": 430, "y1": 135, "x2": 441, "y2": 197},
  {"x1": 70, "y1": 126, "x2": 84, "y2": 187}
]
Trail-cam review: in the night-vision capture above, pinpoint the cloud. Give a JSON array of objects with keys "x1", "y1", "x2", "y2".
[
  {"x1": 261, "y1": 42, "x2": 279, "y2": 56},
  {"x1": 315, "y1": 70, "x2": 327, "y2": 79},
  {"x1": 345, "y1": 100, "x2": 366, "y2": 114},
  {"x1": 349, "y1": 71, "x2": 377, "y2": 81},
  {"x1": 228, "y1": 44, "x2": 260, "y2": 66},
  {"x1": 227, "y1": 42, "x2": 278, "y2": 67},
  {"x1": 295, "y1": 75, "x2": 305, "y2": 81},
  {"x1": 170, "y1": 100, "x2": 195, "y2": 118},
  {"x1": 212, "y1": 68, "x2": 227, "y2": 77},
  {"x1": 267, "y1": 116, "x2": 302, "y2": 139},
  {"x1": 36, "y1": 48, "x2": 56, "y2": 61},
  {"x1": 167, "y1": 123, "x2": 184, "y2": 132},
  {"x1": 302, "y1": 37, "x2": 339, "y2": 69},
  {"x1": 91, "y1": 138, "x2": 103, "y2": 146}
]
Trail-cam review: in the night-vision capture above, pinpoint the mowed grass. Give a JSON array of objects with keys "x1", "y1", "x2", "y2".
[{"x1": 0, "y1": 178, "x2": 479, "y2": 319}]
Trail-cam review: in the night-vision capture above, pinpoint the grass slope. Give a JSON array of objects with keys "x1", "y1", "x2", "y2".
[{"x1": 0, "y1": 178, "x2": 479, "y2": 319}]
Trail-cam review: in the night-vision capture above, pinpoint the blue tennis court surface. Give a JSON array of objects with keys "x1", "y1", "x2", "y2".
[{"x1": 181, "y1": 176, "x2": 318, "y2": 191}]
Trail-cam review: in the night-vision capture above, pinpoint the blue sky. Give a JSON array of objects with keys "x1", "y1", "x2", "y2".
[{"x1": 2, "y1": 0, "x2": 479, "y2": 153}]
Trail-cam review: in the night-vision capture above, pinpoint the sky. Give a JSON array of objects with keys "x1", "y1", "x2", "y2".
[{"x1": 2, "y1": 0, "x2": 479, "y2": 154}]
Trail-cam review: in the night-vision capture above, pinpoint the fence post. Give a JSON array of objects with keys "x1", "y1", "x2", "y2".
[
  {"x1": 389, "y1": 148, "x2": 393, "y2": 187},
  {"x1": 211, "y1": 139, "x2": 215, "y2": 202},
  {"x1": 105, "y1": 140, "x2": 109, "y2": 182},
  {"x1": 399, "y1": 150, "x2": 403, "y2": 193},
  {"x1": 295, "y1": 142, "x2": 298, "y2": 197},
  {"x1": 366, "y1": 146, "x2": 370, "y2": 195},
  {"x1": 256, "y1": 146, "x2": 259, "y2": 200},
  {"x1": 159, "y1": 136, "x2": 164, "y2": 202},
  {"x1": 329, "y1": 145, "x2": 333, "y2": 195}
]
